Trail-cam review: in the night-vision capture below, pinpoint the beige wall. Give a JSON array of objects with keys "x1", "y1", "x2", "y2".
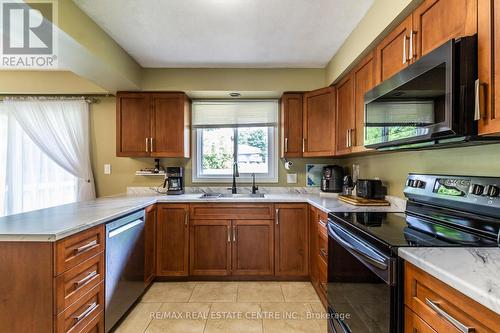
[
  {"x1": 340, "y1": 144, "x2": 500, "y2": 197},
  {"x1": 90, "y1": 97, "x2": 336, "y2": 197}
]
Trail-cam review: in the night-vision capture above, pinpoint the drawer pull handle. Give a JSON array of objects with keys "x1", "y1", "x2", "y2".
[
  {"x1": 73, "y1": 302, "x2": 97, "y2": 322},
  {"x1": 75, "y1": 240, "x2": 97, "y2": 254},
  {"x1": 425, "y1": 298, "x2": 475, "y2": 333},
  {"x1": 319, "y1": 219, "x2": 326, "y2": 227},
  {"x1": 320, "y1": 248, "x2": 328, "y2": 258},
  {"x1": 75, "y1": 270, "x2": 97, "y2": 287}
]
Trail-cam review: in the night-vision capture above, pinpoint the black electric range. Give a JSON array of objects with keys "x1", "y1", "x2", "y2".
[{"x1": 326, "y1": 174, "x2": 500, "y2": 333}]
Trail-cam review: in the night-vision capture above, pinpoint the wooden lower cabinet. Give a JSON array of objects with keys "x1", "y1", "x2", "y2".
[
  {"x1": 405, "y1": 262, "x2": 500, "y2": 332},
  {"x1": 309, "y1": 206, "x2": 319, "y2": 287},
  {"x1": 156, "y1": 204, "x2": 189, "y2": 277},
  {"x1": 275, "y1": 204, "x2": 309, "y2": 277},
  {"x1": 190, "y1": 219, "x2": 232, "y2": 276},
  {"x1": 232, "y1": 220, "x2": 274, "y2": 276},
  {"x1": 144, "y1": 204, "x2": 156, "y2": 285}
]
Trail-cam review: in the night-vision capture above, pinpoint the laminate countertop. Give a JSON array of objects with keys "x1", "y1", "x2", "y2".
[
  {"x1": 399, "y1": 247, "x2": 500, "y2": 315},
  {"x1": 0, "y1": 192, "x2": 406, "y2": 242}
]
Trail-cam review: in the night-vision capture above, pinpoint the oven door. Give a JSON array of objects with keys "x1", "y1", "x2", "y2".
[{"x1": 327, "y1": 220, "x2": 398, "y2": 333}]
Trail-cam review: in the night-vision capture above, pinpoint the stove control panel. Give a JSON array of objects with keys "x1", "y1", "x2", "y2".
[{"x1": 404, "y1": 174, "x2": 500, "y2": 218}]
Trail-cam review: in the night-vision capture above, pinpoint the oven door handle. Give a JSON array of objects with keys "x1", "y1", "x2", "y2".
[{"x1": 328, "y1": 222, "x2": 389, "y2": 271}]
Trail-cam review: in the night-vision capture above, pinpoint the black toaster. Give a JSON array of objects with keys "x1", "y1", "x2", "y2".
[{"x1": 356, "y1": 179, "x2": 386, "y2": 199}]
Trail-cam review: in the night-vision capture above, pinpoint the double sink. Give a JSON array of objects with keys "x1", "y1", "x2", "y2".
[{"x1": 199, "y1": 193, "x2": 266, "y2": 199}]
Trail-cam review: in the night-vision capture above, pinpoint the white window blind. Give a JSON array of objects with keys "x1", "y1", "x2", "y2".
[{"x1": 192, "y1": 100, "x2": 279, "y2": 128}]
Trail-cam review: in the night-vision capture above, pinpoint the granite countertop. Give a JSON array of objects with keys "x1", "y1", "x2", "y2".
[
  {"x1": 399, "y1": 247, "x2": 500, "y2": 315},
  {"x1": 0, "y1": 191, "x2": 406, "y2": 242}
]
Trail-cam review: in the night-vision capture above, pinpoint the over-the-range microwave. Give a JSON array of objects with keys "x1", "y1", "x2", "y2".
[{"x1": 364, "y1": 35, "x2": 499, "y2": 150}]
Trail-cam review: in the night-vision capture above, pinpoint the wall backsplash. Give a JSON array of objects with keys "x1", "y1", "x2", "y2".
[{"x1": 341, "y1": 144, "x2": 500, "y2": 197}]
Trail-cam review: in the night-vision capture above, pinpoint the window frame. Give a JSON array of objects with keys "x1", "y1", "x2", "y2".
[{"x1": 192, "y1": 125, "x2": 279, "y2": 183}]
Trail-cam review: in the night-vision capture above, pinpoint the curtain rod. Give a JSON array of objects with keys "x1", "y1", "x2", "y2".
[{"x1": 0, "y1": 94, "x2": 111, "y2": 104}]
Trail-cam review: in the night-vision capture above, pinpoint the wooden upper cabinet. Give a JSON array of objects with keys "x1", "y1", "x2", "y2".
[
  {"x1": 156, "y1": 204, "x2": 189, "y2": 277},
  {"x1": 190, "y1": 219, "x2": 232, "y2": 276},
  {"x1": 335, "y1": 73, "x2": 355, "y2": 155},
  {"x1": 478, "y1": 0, "x2": 500, "y2": 135},
  {"x1": 144, "y1": 205, "x2": 156, "y2": 286},
  {"x1": 374, "y1": 15, "x2": 413, "y2": 84},
  {"x1": 151, "y1": 93, "x2": 191, "y2": 157},
  {"x1": 352, "y1": 53, "x2": 375, "y2": 151},
  {"x1": 280, "y1": 93, "x2": 304, "y2": 158},
  {"x1": 412, "y1": 0, "x2": 477, "y2": 60},
  {"x1": 116, "y1": 92, "x2": 190, "y2": 158},
  {"x1": 231, "y1": 220, "x2": 274, "y2": 276},
  {"x1": 116, "y1": 93, "x2": 151, "y2": 157},
  {"x1": 303, "y1": 87, "x2": 336, "y2": 157},
  {"x1": 275, "y1": 204, "x2": 309, "y2": 277}
]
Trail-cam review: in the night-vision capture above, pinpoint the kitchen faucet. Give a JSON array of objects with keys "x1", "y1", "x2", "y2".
[
  {"x1": 251, "y1": 173, "x2": 259, "y2": 194},
  {"x1": 231, "y1": 161, "x2": 239, "y2": 194}
]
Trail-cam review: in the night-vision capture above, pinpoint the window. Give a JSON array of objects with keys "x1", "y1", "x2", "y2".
[
  {"x1": 192, "y1": 100, "x2": 278, "y2": 182},
  {"x1": 0, "y1": 107, "x2": 77, "y2": 217}
]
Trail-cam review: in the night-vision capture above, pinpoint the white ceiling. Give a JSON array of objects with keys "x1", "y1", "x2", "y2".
[{"x1": 74, "y1": 0, "x2": 374, "y2": 68}]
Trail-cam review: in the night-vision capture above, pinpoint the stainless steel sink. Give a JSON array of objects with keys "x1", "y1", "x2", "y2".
[{"x1": 199, "y1": 193, "x2": 265, "y2": 199}]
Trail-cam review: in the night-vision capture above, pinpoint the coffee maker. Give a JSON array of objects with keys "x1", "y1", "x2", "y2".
[
  {"x1": 321, "y1": 165, "x2": 344, "y2": 193},
  {"x1": 163, "y1": 167, "x2": 184, "y2": 195}
]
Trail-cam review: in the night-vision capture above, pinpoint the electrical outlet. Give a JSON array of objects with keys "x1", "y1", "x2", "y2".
[
  {"x1": 287, "y1": 173, "x2": 297, "y2": 184},
  {"x1": 104, "y1": 164, "x2": 111, "y2": 175}
]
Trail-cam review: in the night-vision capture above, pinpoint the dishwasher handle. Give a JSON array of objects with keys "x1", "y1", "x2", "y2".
[{"x1": 108, "y1": 219, "x2": 144, "y2": 238}]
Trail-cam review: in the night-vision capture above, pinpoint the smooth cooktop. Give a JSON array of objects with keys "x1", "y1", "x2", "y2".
[{"x1": 328, "y1": 211, "x2": 499, "y2": 251}]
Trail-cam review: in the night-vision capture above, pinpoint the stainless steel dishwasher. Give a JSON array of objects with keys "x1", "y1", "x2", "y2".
[{"x1": 105, "y1": 210, "x2": 146, "y2": 332}]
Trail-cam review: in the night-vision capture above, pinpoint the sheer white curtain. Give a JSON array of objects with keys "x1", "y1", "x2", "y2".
[{"x1": 0, "y1": 98, "x2": 95, "y2": 216}]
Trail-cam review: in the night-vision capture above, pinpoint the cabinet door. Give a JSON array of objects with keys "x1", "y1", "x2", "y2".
[
  {"x1": 374, "y1": 16, "x2": 413, "y2": 84},
  {"x1": 478, "y1": 0, "x2": 500, "y2": 135},
  {"x1": 353, "y1": 53, "x2": 375, "y2": 151},
  {"x1": 303, "y1": 87, "x2": 336, "y2": 157},
  {"x1": 280, "y1": 93, "x2": 303, "y2": 157},
  {"x1": 404, "y1": 307, "x2": 437, "y2": 333},
  {"x1": 412, "y1": 0, "x2": 477, "y2": 59},
  {"x1": 116, "y1": 92, "x2": 151, "y2": 157},
  {"x1": 232, "y1": 220, "x2": 274, "y2": 276},
  {"x1": 274, "y1": 204, "x2": 309, "y2": 276},
  {"x1": 309, "y1": 206, "x2": 319, "y2": 287},
  {"x1": 156, "y1": 204, "x2": 189, "y2": 277},
  {"x1": 336, "y1": 73, "x2": 355, "y2": 155},
  {"x1": 190, "y1": 220, "x2": 232, "y2": 276},
  {"x1": 145, "y1": 205, "x2": 156, "y2": 285},
  {"x1": 151, "y1": 93, "x2": 190, "y2": 158}
]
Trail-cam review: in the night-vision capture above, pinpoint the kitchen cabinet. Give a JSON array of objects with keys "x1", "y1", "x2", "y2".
[
  {"x1": 116, "y1": 92, "x2": 190, "y2": 158},
  {"x1": 280, "y1": 93, "x2": 304, "y2": 158},
  {"x1": 275, "y1": 203, "x2": 309, "y2": 277},
  {"x1": 412, "y1": 0, "x2": 477, "y2": 59},
  {"x1": 144, "y1": 205, "x2": 156, "y2": 285},
  {"x1": 404, "y1": 262, "x2": 500, "y2": 333},
  {"x1": 309, "y1": 205, "x2": 328, "y2": 308},
  {"x1": 309, "y1": 206, "x2": 319, "y2": 288},
  {"x1": 478, "y1": 0, "x2": 500, "y2": 135},
  {"x1": 189, "y1": 204, "x2": 275, "y2": 277},
  {"x1": 303, "y1": 87, "x2": 336, "y2": 157},
  {"x1": 374, "y1": 16, "x2": 413, "y2": 84},
  {"x1": 335, "y1": 73, "x2": 355, "y2": 155},
  {"x1": 190, "y1": 219, "x2": 232, "y2": 276},
  {"x1": 156, "y1": 204, "x2": 189, "y2": 277},
  {"x1": 231, "y1": 220, "x2": 274, "y2": 276},
  {"x1": 352, "y1": 53, "x2": 375, "y2": 151}
]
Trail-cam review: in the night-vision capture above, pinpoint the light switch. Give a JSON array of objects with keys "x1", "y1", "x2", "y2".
[
  {"x1": 287, "y1": 173, "x2": 297, "y2": 184},
  {"x1": 104, "y1": 164, "x2": 111, "y2": 175}
]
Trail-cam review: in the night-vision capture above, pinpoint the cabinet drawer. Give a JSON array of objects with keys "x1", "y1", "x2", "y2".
[
  {"x1": 80, "y1": 311, "x2": 104, "y2": 333},
  {"x1": 56, "y1": 281, "x2": 104, "y2": 333},
  {"x1": 55, "y1": 252, "x2": 104, "y2": 314},
  {"x1": 55, "y1": 226, "x2": 105, "y2": 275},
  {"x1": 405, "y1": 262, "x2": 500, "y2": 333},
  {"x1": 190, "y1": 204, "x2": 274, "y2": 220},
  {"x1": 317, "y1": 258, "x2": 327, "y2": 301},
  {"x1": 318, "y1": 230, "x2": 328, "y2": 265},
  {"x1": 405, "y1": 306, "x2": 437, "y2": 333},
  {"x1": 317, "y1": 210, "x2": 328, "y2": 235}
]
